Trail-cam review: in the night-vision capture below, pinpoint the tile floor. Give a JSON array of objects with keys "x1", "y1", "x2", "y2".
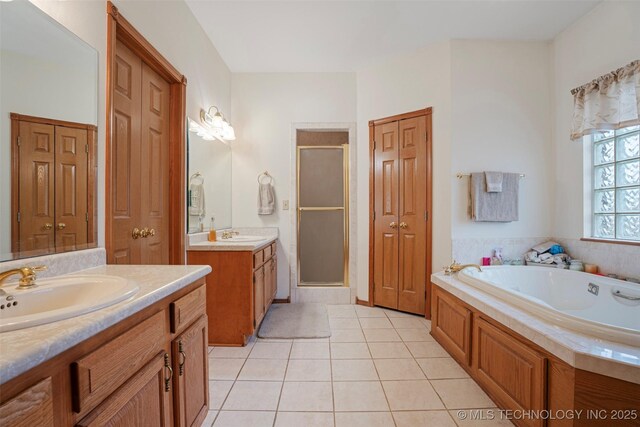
[{"x1": 202, "y1": 304, "x2": 514, "y2": 427}]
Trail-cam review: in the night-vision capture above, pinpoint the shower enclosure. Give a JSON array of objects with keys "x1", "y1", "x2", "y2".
[{"x1": 297, "y1": 134, "x2": 349, "y2": 287}]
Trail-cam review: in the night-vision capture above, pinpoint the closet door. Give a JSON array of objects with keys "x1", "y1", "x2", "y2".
[
  {"x1": 373, "y1": 121, "x2": 400, "y2": 309},
  {"x1": 397, "y1": 117, "x2": 427, "y2": 315},
  {"x1": 17, "y1": 122, "x2": 56, "y2": 253},
  {"x1": 54, "y1": 126, "x2": 88, "y2": 252},
  {"x1": 139, "y1": 62, "x2": 170, "y2": 265}
]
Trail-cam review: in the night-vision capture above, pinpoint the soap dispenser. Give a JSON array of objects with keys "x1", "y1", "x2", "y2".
[{"x1": 208, "y1": 216, "x2": 217, "y2": 242}]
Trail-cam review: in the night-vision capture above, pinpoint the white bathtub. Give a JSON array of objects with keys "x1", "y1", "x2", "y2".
[{"x1": 457, "y1": 266, "x2": 640, "y2": 347}]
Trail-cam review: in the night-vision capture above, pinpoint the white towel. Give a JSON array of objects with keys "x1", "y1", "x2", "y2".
[
  {"x1": 189, "y1": 182, "x2": 205, "y2": 216},
  {"x1": 485, "y1": 171, "x2": 503, "y2": 192},
  {"x1": 469, "y1": 172, "x2": 519, "y2": 222},
  {"x1": 258, "y1": 183, "x2": 275, "y2": 215}
]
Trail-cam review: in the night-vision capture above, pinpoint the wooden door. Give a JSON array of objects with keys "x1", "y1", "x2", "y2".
[
  {"x1": 111, "y1": 39, "x2": 142, "y2": 264},
  {"x1": 172, "y1": 315, "x2": 208, "y2": 427},
  {"x1": 140, "y1": 62, "x2": 170, "y2": 264},
  {"x1": 54, "y1": 126, "x2": 88, "y2": 252},
  {"x1": 397, "y1": 116, "x2": 427, "y2": 314},
  {"x1": 110, "y1": 40, "x2": 170, "y2": 265},
  {"x1": 253, "y1": 267, "x2": 265, "y2": 327},
  {"x1": 76, "y1": 352, "x2": 172, "y2": 427},
  {"x1": 0, "y1": 377, "x2": 54, "y2": 427},
  {"x1": 16, "y1": 121, "x2": 55, "y2": 254},
  {"x1": 373, "y1": 121, "x2": 400, "y2": 309}
]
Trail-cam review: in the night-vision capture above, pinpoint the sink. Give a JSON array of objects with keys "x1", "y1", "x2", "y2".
[
  {"x1": 223, "y1": 235, "x2": 267, "y2": 243},
  {"x1": 0, "y1": 275, "x2": 139, "y2": 333}
]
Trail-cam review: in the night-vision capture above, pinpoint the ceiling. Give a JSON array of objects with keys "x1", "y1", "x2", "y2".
[{"x1": 186, "y1": 0, "x2": 600, "y2": 72}]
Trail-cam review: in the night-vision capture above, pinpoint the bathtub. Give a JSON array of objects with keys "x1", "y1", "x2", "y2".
[{"x1": 457, "y1": 266, "x2": 640, "y2": 347}]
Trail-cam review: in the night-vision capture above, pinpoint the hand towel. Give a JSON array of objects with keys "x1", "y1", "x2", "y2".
[
  {"x1": 485, "y1": 171, "x2": 503, "y2": 192},
  {"x1": 258, "y1": 182, "x2": 275, "y2": 215},
  {"x1": 189, "y1": 182, "x2": 205, "y2": 216},
  {"x1": 469, "y1": 172, "x2": 519, "y2": 222}
]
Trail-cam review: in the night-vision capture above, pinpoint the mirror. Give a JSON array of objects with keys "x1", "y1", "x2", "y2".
[
  {"x1": 187, "y1": 120, "x2": 232, "y2": 232},
  {"x1": 1, "y1": 1, "x2": 99, "y2": 261}
]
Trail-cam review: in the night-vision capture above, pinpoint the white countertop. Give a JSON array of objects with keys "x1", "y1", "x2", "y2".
[
  {"x1": 186, "y1": 227, "x2": 278, "y2": 252},
  {"x1": 0, "y1": 264, "x2": 211, "y2": 384},
  {"x1": 431, "y1": 272, "x2": 640, "y2": 385}
]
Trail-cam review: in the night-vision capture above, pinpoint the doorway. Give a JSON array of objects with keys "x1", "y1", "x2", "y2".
[
  {"x1": 369, "y1": 108, "x2": 433, "y2": 317},
  {"x1": 105, "y1": 2, "x2": 186, "y2": 265}
]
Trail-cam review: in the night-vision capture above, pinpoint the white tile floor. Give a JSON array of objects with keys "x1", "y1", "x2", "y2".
[{"x1": 202, "y1": 304, "x2": 514, "y2": 427}]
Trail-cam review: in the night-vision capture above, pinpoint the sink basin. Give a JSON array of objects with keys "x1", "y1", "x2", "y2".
[
  {"x1": 0, "y1": 275, "x2": 139, "y2": 333},
  {"x1": 223, "y1": 235, "x2": 267, "y2": 243}
]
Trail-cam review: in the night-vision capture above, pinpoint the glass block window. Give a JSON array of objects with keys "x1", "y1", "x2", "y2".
[{"x1": 592, "y1": 125, "x2": 640, "y2": 241}]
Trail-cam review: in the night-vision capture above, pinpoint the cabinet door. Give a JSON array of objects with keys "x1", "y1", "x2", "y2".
[
  {"x1": 172, "y1": 315, "x2": 209, "y2": 427},
  {"x1": 76, "y1": 352, "x2": 172, "y2": 427},
  {"x1": 264, "y1": 259, "x2": 273, "y2": 307},
  {"x1": 253, "y1": 266, "x2": 265, "y2": 327},
  {"x1": 473, "y1": 317, "x2": 546, "y2": 427},
  {"x1": 0, "y1": 377, "x2": 54, "y2": 427},
  {"x1": 431, "y1": 287, "x2": 472, "y2": 366},
  {"x1": 271, "y1": 256, "x2": 278, "y2": 300}
]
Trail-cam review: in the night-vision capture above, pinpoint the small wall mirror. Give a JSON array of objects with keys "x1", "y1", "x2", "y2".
[
  {"x1": 187, "y1": 119, "x2": 232, "y2": 232},
  {"x1": 0, "y1": 1, "x2": 99, "y2": 261}
]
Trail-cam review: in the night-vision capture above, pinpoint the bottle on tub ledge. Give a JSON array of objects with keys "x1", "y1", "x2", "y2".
[{"x1": 490, "y1": 247, "x2": 503, "y2": 265}]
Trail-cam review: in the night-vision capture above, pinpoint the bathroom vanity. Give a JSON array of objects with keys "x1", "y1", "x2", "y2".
[
  {"x1": 0, "y1": 264, "x2": 211, "y2": 427},
  {"x1": 187, "y1": 231, "x2": 278, "y2": 346}
]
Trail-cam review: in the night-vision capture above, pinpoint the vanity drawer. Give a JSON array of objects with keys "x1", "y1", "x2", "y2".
[
  {"x1": 253, "y1": 250, "x2": 264, "y2": 267},
  {"x1": 263, "y1": 244, "x2": 272, "y2": 260},
  {"x1": 72, "y1": 311, "x2": 167, "y2": 415},
  {"x1": 171, "y1": 284, "x2": 206, "y2": 334}
]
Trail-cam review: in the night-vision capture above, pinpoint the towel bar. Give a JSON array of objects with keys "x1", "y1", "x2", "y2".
[{"x1": 456, "y1": 173, "x2": 525, "y2": 179}]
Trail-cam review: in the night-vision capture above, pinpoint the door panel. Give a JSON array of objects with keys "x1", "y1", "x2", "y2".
[
  {"x1": 55, "y1": 126, "x2": 88, "y2": 252},
  {"x1": 398, "y1": 116, "x2": 427, "y2": 315},
  {"x1": 18, "y1": 122, "x2": 55, "y2": 254},
  {"x1": 111, "y1": 40, "x2": 142, "y2": 264},
  {"x1": 373, "y1": 122, "x2": 399, "y2": 309},
  {"x1": 140, "y1": 63, "x2": 170, "y2": 265}
]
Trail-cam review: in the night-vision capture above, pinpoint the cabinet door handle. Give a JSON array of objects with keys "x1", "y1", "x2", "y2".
[
  {"x1": 178, "y1": 340, "x2": 186, "y2": 376},
  {"x1": 163, "y1": 353, "x2": 173, "y2": 392}
]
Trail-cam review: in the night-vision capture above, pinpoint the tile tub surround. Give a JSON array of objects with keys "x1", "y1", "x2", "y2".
[
  {"x1": 451, "y1": 237, "x2": 550, "y2": 265},
  {"x1": 431, "y1": 272, "x2": 640, "y2": 384},
  {"x1": 0, "y1": 248, "x2": 106, "y2": 280},
  {"x1": 186, "y1": 227, "x2": 278, "y2": 251},
  {"x1": 0, "y1": 264, "x2": 211, "y2": 383},
  {"x1": 203, "y1": 304, "x2": 511, "y2": 427},
  {"x1": 555, "y1": 237, "x2": 640, "y2": 278}
]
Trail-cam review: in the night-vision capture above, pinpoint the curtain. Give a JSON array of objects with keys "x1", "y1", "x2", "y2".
[{"x1": 570, "y1": 60, "x2": 640, "y2": 141}]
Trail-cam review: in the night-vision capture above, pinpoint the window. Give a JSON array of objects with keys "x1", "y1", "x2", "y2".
[{"x1": 591, "y1": 125, "x2": 640, "y2": 241}]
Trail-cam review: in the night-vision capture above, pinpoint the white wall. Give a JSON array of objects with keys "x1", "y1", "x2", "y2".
[
  {"x1": 356, "y1": 42, "x2": 453, "y2": 301},
  {"x1": 230, "y1": 73, "x2": 357, "y2": 299},
  {"x1": 553, "y1": 1, "x2": 640, "y2": 240},
  {"x1": 29, "y1": 0, "x2": 232, "y2": 248}
]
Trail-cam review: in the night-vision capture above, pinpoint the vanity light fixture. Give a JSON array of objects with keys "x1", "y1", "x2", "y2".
[
  {"x1": 188, "y1": 117, "x2": 217, "y2": 142},
  {"x1": 199, "y1": 106, "x2": 236, "y2": 142}
]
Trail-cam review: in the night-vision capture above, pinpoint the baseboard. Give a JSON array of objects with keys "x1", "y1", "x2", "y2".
[
  {"x1": 355, "y1": 297, "x2": 371, "y2": 307},
  {"x1": 273, "y1": 297, "x2": 291, "y2": 304}
]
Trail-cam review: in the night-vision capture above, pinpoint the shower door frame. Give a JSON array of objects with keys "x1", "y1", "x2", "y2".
[{"x1": 296, "y1": 145, "x2": 350, "y2": 287}]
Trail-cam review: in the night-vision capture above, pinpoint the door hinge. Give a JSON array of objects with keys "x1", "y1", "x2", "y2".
[
  {"x1": 424, "y1": 211, "x2": 429, "y2": 221},
  {"x1": 17, "y1": 212, "x2": 20, "y2": 223},
  {"x1": 373, "y1": 140, "x2": 376, "y2": 150},
  {"x1": 86, "y1": 213, "x2": 89, "y2": 222},
  {"x1": 373, "y1": 211, "x2": 376, "y2": 221},
  {"x1": 85, "y1": 144, "x2": 89, "y2": 153},
  {"x1": 16, "y1": 136, "x2": 21, "y2": 147}
]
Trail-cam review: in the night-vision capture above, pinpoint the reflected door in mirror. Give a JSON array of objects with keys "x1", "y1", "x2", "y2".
[{"x1": 11, "y1": 114, "x2": 95, "y2": 256}]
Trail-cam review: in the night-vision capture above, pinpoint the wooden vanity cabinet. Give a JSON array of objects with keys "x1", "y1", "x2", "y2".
[
  {"x1": 0, "y1": 279, "x2": 208, "y2": 427},
  {"x1": 187, "y1": 240, "x2": 278, "y2": 346}
]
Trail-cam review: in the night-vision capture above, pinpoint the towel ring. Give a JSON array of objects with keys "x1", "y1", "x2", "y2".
[
  {"x1": 258, "y1": 171, "x2": 273, "y2": 184},
  {"x1": 189, "y1": 172, "x2": 204, "y2": 184}
]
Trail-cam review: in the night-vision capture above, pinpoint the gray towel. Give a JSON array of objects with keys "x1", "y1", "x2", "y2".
[
  {"x1": 485, "y1": 171, "x2": 503, "y2": 192},
  {"x1": 258, "y1": 183, "x2": 275, "y2": 215},
  {"x1": 469, "y1": 172, "x2": 519, "y2": 222}
]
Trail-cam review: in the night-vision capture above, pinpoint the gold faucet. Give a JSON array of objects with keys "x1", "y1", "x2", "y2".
[
  {"x1": 444, "y1": 261, "x2": 482, "y2": 275},
  {"x1": 221, "y1": 230, "x2": 239, "y2": 239},
  {"x1": 0, "y1": 266, "x2": 47, "y2": 289}
]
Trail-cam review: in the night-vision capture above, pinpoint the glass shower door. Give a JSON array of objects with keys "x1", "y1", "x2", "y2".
[{"x1": 297, "y1": 145, "x2": 349, "y2": 286}]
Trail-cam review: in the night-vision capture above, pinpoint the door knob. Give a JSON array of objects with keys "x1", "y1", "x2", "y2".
[
  {"x1": 43, "y1": 223, "x2": 53, "y2": 231},
  {"x1": 389, "y1": 222, "x2": 398, "y2": 229},
  {"x1": 399, "y1": 222, "x2": 408, "y2": 229},
  {"x1": 56, "y1": 223, "x2": 66, "y2": 230},
  {"x1": 140, "y1": 228, "x2": 150, "y2": 238},
  {"x1": 132, "y1": 228, "x2": 142, "y2": 239},
  {"x1": 148, "y1": 228, "x2": 156, "y2": 237}
]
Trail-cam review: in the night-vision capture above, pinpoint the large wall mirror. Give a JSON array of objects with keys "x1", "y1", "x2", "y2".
[
  {"x1": 187, "y1": 120, "x2": 232, "y2": 232},
  {"x1": 0, "y1": 1, "x2": 99, "y2": 261}
]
